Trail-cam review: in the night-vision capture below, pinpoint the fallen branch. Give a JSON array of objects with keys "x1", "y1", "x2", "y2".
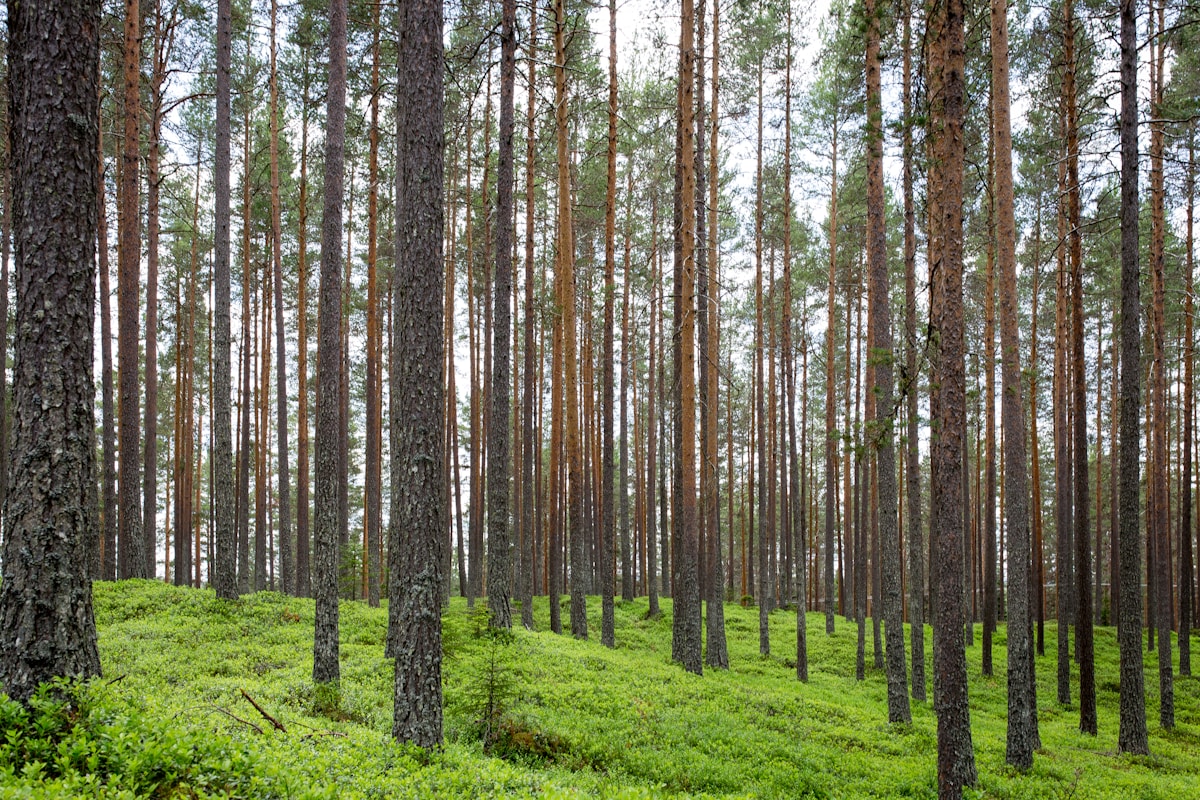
[
  {"x1": 293, "y1": 719, "x2": 348, "y2": 739},
  {"x1": 210, "y1": 705, "x2": 264, "y2": 735},
  {"x1": 240, "y1": 689, "x2": 287, "y2": 732}
]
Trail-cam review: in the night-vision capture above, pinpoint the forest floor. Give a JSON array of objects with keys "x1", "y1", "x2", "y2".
[{"x1": 1, "y1": 580, "x2": 1197, "y2": 798}]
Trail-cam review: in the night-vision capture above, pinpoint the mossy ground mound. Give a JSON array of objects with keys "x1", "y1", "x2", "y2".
[{"x1": 1, "y1": 580, "x2": 1196, "y2": 797}]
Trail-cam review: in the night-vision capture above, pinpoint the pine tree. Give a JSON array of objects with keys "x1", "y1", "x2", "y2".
[
  {"x1": 391, "y1": 0, "x2": 446, "y2": 748},
  {"x1": 0, "y1": 0, "x2": 104, "y2": 704}
]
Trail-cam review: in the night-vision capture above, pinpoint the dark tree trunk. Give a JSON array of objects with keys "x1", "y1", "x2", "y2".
[
  {"x1": 314, "y1": 0, "x2": 347, "y2": 686},
  {"x1": 363, "y1": 0, "x2": 381, "y2": 607},
  {"x1": 1149, "y1": 0, "x2": 1173, "y2": 731},
  {"x1": 754, "y1": 52, "x2": 768, "y2": 654},
  {"x1": 212, "y1": 0, "x2": 237, "y2": 601},
  {"x1": 993, "y1": 0, "x2": 1037, "y2": 767},
  {"x1": 98, "y1": 118, "x2": 118, "y2": 582},
  {"x1": 237, "y1": 93, "x2": 253, "y2": 595},
  {"x1": 390, "y1": 0, "x2": 446, "y2": 747},
  {"x1": 488, "y1": 0, "x2": 516, "y2": 630},
  {"x1": 1116, "y1": 0, "x2": 1149, "y2": 755},
  {"x1": 824, "y1": 122, "x2": 839, "y2": 636},
  {"x1": 0, "y1": 0, "x2": 103, "y2": 703},
  {"x1": 901, "y1": 3, "x2": 924, "y2": 702},
  {"x1": 270, "y1": 0, "x2": 293, "y2": 597},
  {"x1": 865, "y1": 0, "x2": 908, "y2": 723},
  {"x1": 599, "y1": 0, "x2": 618, "y2": 647},
  {"x1": 520, "y1": 0, "x2": 538, "y2": 629},
  {"x1": 928, "y1": 0, "x2": 977, "y2": 789},
  {"x1": 1054, "y1": 122, "x2": 1072, "y2": 706},
  {"x1": 553, "y1": 0, "x2": 588, "y2": 640},
  {"x1": 671, "y1": 0, "x2": 702, "y2": 675},
  {"x1": 646, "y1": 223, "x2": 660, "y2": 619},
  {"x1": 295, "y1": 62, "x2": 312, "y2": 598},
  {"x1": 144, "y1": 0, "x2": 171, "y2": 580},
  {"x1": 1064, "y1": 0, "x2": 1096, "y2": 732},
  {"x1": 705, "y1": 0, "x2": 729, "y2": 671},
  {"x1": 118, "y1": 0, "x2": 144, "y2": 579},
  {"x1": 1181, "y1": 129, "x2": 1195, "y2": 677}
]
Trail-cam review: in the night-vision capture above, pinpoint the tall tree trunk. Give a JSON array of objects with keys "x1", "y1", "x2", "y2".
[
  {"x1": 520, "y1": 0, "x2": 539, "y2": 629},
  {"x1": 1181, "y1": 128, "x2": 1194, "y2": 677},
  {"x1": 754, "y1": 50, "x2": 768, "y2": 653},
  {"x1": 599, "y1": 0, "x2": 618, "y2": 646},
  {"x1": 268, "y1": 0, "x2": 291, "y2": 597},
  {"x1": 488, "y1": 0, "x2": 517, "y2": 630},
  {"x1": 295, "y1": 59, "x2": 312, "y2": 598},
  {"x1": 902, "y1": 3, "x2": 924, "y2": 701},
  {"x1": 314, "y1": 0, "x2": 347, "y2": 685},
  {"x1": 363, "y1": 0, "x2": 382, "y2": 608},
  {"x1": 706, "y1": 0, "x2": 729, "y2": 670},
  {"x1": 0, "y1": 84, "x2": 8, "y2": 544},
  {"x1": 928, "y1": 0, "x2": 977, "y2": 788},
  {"x1": 646, "y1": 204, "x2": 660, "y2": 618},
  {"x1": 620, "y1": 164, "x2": 634, "y2": 605},
  {"x1": 780, "y1": 2, "x2": 801, "y2": 679},
  {"x1": 391, "y1": 0, "x2": 446, "y2": 747},
  {"x1": 1116, "y1": 0, "x2": 1149, "y2": 754},
  {"x1": 1064, "y1": 0, "x2": 1096, "y2": 732},
  {"x1": 339, "y1": 167, "x2": 353, "y2": 586},
  {"x1": 237, "y1": 87, "x2": 253, "y2": 595},
  {"x1": 1030, "y1": 207, "x2": 1045, "y2": 655},
  {"x1": 0, "y1": 0, "x2": 103, "y2": 701},
  {"x1": 552, "y1": 0, "x2": 587, "y2": 638},
  {"x1": 98, "y1": 112, "x2": 118, "y2": 582},
  {"x1": 144, "y1": 0, "x2": 175, "y2": 578},
  {"x1": 671, "y1": 0, "x2": 702, "y2": 674},
  {"x1": 825, "y1": 115, "x2": 839, "y2": 634},
  {"x1": 865, "y1": 0, "x2": 908, "y2": 723},
  {"x1": 212, "y1": 0, "x2": 237, "y2": 600},
  {"x1": 1149, "y1": 0, "x2": 1173, "y2": 729},
  {"x1": 993, "y1": 0, "x2": 1037, "y2": 764},
  {"x1": 982, "y1": 100, "x2": 997, "y2": 678},
  {"x1": 118, "y1": 0, "x2": 145, "y2": 579},
  {"x1": 1054, "y1": 104, "x2": 1072, "y2": 706}
]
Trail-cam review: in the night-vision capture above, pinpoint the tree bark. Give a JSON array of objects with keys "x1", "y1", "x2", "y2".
[
  {"x1": 313, "y1": 0, "x2": 347, "y2": 686},
  {"x1": 824, "y1": 118, "x2": 839, "y2": 635},
  {"x1": 488, "y1": 0, "x2": 517, "y2": 630},
  {"x1": 144, "y1": 0, "x2": 175, "y2": 579},
  {"x1": 706, "y1": 0, "x2": 729, "y2": 671},
  {"x1": 552, "y1": 0, "x2": 588, "y2": 640},
  {"x1": 1054, "y1": 102, "x2": 1072, "y2": 706},
  {"x1": 520, "y1": 0, "x2": 539, "y2": 629},
  {"x1": 363, "y1": 0, "x2": 382, "y2": 608},
  {"x1": 118, "y1": 0, "x2": 145, "y2": 579},
  {"x1": 901, "y1": 1, "x2": 924, "y2": 703},
  {"x1": 599, "y1": 0, "x2": 618, "y2": 646},
  {"x1": 390, "y1": 0, "x2": 446, "y2": 747},
  {"x1": 1116, "y1": 0, "x2": 1149, "y2": 754},
  {"x1": 671, "y1": 0, "x2": 702, "y2": 675},
  {"x1": 98, "y1": 112, "x2": 118, "y2": 582},
  {"x1": 295, "y1": 57, "x2": 312, "y2": 599},
  {"x1": 1064, "y1": 0, "x2": 1096, "y2": 732},
  {"x1": 992, "y1": 0, "x2": 1037, "y2": 764},
  {"x1": 212, "y1": 0, "x2": 237, "y2": 601},
  {"x1": 1181, "y1": 128, "x2": 1195, "y2": 677},
  {"x1": 1149, "y1": 0, "x2": 1173, "y2": 730},
  {"x1": 928, "y1": 0, "x2": 977, "y2": 788},
  {"x1": 0, "y1": 0, "x2": 103, "y2": 703},
  {"x1": 865, "y1": 0, "x2": 908, "y2": 723}
]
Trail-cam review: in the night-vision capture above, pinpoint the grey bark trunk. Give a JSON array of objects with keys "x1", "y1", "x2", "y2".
[
  {"x1": 313, "y1": 0, "x2": 347, "y2": 686},
  {"x1": 0, "y1": 0, "x2": 103, "y2": 703}
]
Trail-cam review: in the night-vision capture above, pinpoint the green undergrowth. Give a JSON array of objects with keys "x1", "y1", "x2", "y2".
[{"x1": 0, "y1": 579, "x2": 1196, "y2": 797}]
